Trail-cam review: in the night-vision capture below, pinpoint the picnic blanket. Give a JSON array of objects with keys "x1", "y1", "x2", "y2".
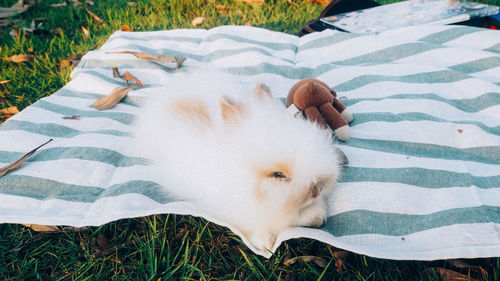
[{"x1": 1, "y1": 25, "x2": 499, "y2": 260}]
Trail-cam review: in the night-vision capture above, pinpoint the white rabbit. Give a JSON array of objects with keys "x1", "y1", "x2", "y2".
[{"x1": 132, "y1": 72, "x2": 341, "y2": 252}]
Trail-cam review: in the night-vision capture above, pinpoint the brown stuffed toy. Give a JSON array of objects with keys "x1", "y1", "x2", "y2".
[{"x1": 286, "y1": 78, "x2": 353, "y2": 141}]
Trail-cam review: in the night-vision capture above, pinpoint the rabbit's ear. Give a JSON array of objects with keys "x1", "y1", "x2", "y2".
[
  {"x1": 170, "y1": 98, "x2": 213, "y2": 130},
  {"x1": 219, "y1": 96, "x2": 245, "y2": 125},
  {"x1": 253, "y1": 83, "x2": 273, "y2": 101}
]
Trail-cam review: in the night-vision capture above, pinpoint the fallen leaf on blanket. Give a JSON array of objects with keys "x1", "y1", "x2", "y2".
[
  {"x1": 3, "y1": 54, "x2": 36, "y2": 63},
  {"x1": 332, "y1": 251, "x2": 349, "y2": 272},
  {"x1": 62, "y1": 115, "x2": 80, "y2": 120},
  {"x1": 191, "y1": 16, "x2": 205, "y2": 27},
  {"x1": 62, "y1": 52, "x2": 86, "y2": 69},
  {"x1": 23, "y1": 224, "x2": 60, "y2": 232},
  {"x1": 0, "y1": 139, "x2": 53, "y2": 178},
  {"x1": 85, "y1": 8, "x2": 105, "y2": 25},
  {"x1": 106, "y1": 51, "x2": 187, "y2": 69},
  {"x1": 457, "y1": 129, "x2": 463, "y2": 133},
  {"x1": 112, "y1": 66, "x2": 144, "y2": 88},
  {"x1": 91, "y1": 85, "x2": 136, "y2": 110},
  {"x1": 426, "y1": 267, "x2": 479, "y2": 281},
  {"x1": 120, "y1": 25, "x2": 132, "y2": 32},
  {"x1": 81, "y1": 26, "x2": 90, "y2": 37},
  {"x1": 283, "y1": 256, "x2": 327, "y2": 268}
]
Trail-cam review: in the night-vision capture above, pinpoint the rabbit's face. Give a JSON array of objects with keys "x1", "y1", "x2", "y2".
[{"x1": 220, "y1": 87, "x2": 340, "y2": 251}]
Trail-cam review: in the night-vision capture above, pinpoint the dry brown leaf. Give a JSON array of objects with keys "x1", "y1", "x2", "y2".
[
  {"x1": 450, "y1": 260, "x2": 488, "y2": 280},
  {"x1": 62, "y1": 226, "x2": 88, "y2": 232},
  {"x1": 91, "y1": 85, "x2": 136, "y2": 110},
  {"x1": 81, "y1": 26, "x2": 90, "y2": 37},
  {"x1": 457, "y1": 129, "x2": 463, "y2": 133},
  {"x1": 23, "y1": 224, "x2": 88, "y2": 232},
  {"x1": 426, "y1": 267, "x2": 479, "y2": 281},
  {"x1": 62, "y1": 115, "x2": 80, "y2": 120},
  {"x1": 0, "y1": 139, "x2": 53, "y2": 178},
  {"x1": 97, "y1": 234, "x2": 109, "y2": 249},
  {"x1": 0, "y1": 106, "x2": 19, "y2": 115},
  {"x1": 0, "y1": 80, "x2": 11, "y2": 85},
  {"x1": 23, "y1": 224, "x2": 60, "y2": 232},
  {"x1": 27, "y1": 46, "x2": 33, "y2": 53},
  {"x1": 85, "y1": 8, "x2": 105, "y2": 25},
  {"x1": 310, "y1": 0, "x2": 330, "y2": 5},
  {"x1": 50, "y1": 27, "x2": 62, "y2": 35},
  {"x1": 120, "y1": 25, "x2": 132, "y2": 32},
  {"x1": 3, "y1": 54, "x2": 35, "y2": 63},
  {"x1": 112, "y1": 66, "x2": 144, "y2": 88},
  {"x1": 0, "y1": 6, "x2": 28, "y2": 19},
  {"x1": 9, "y1": 27, "x2": 19, "y2": 38},
  {"x1": 283, "y1": 256, "x2": 327, "y2": 268},
  {"x1": 127, "y1": 2, "x2": 137, "y2": 6},
  {"x1": 333, "y1": 251, "x2": 349, "y2": 272},
  {"x1": 191, "y1": 16, "x2": 205, "y2": 27},
  {"x1": 60, "y1": 59, "x2": 71, "y2": 69},
  {"x1": 235, "y1": 0, "x2": 265, "y2": 5},
  {"x1": 107, "y1": 51, "x2": 186, "y2": 69}
]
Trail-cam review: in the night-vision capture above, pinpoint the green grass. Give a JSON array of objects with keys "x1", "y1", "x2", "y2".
[{"x1": 1, "y1": 0, "x2": 499, "y2": 280}]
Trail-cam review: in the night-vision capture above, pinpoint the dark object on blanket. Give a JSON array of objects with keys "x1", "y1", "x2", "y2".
[
  {"x1": 286, "y1": 78, "x2": 353, "y2": 141},
  {"x1": 299, "y1": 0, "x2": 380, "y2": 36}
]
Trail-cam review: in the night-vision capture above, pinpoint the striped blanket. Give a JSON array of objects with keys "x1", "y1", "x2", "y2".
[{"x1": 1, "y1": 25, "x2": 499, "y2": 260}]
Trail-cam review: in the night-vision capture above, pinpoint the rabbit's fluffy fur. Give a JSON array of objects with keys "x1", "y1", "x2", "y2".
[{"x1": 133, "y1": 72, "x2": 341, "y2": 251}]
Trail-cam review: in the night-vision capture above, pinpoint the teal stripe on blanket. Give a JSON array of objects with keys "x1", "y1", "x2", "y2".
[
  {"x1": 32, "y1": 100, "x2": 136, "y2": 125},
  {"x1": 418, "y1": 26, "x2": 482, "y2": 45},
  {"x1": 0, "y1": 147, "x2": 148, "y2": 167},
  {"x1": 343, "y1": 92, "x2": 500, "y2": 113},
  {"x1": 335, "y1": 42, "x2": 441, "y2": 66},
  {"x1": 106, "y1": 34, "x2": 202, "y2": 45},
  {"x1": 0, "y1": 175, "x2": 172, "y2": 203},
  {"x1": 334, "y1": 70, "x2": 470, "y2": 92},
  {"x1": 340, "y1": 167, "x2": 500, "y2": 189},
  {"x1": 0, "y1": 120, "x2": 131, "y2": 137},
  {"x1": 203, "y1": 33, "x2": 297, "y2": 52},
  {"x1": 346, "y1": 138, "x2": 500, "y2": 164},
  {"x1": 322, "y1": 205, "x2": 500, "y2": 237},
  {"x1": 350, "y1": 113, "x2": 499, "y2": 135},
  {"x1": 298, "y1": 32, "x2": 359, "y2": 52},
  {"x1": 449, "y1": 57, "x2": 500, "y2": 74}
]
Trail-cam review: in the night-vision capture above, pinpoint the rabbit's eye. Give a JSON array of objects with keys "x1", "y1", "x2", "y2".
[{"x1": 271, "y1": 171, "x2": 286, "y2": 179}]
